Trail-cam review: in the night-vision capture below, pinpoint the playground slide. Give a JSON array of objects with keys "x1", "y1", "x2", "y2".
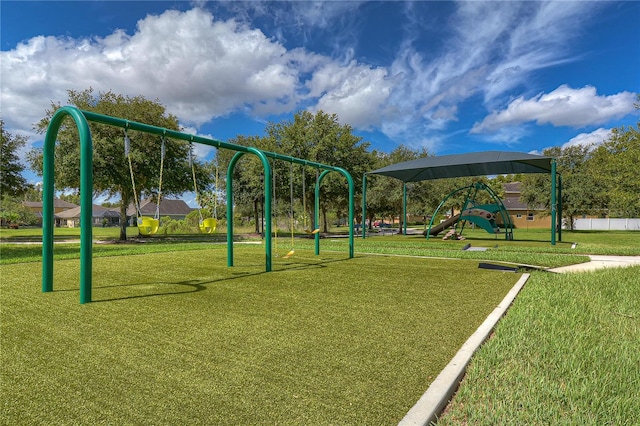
[{"x1": 429, "y1": 214, "x2": 460, "y2": 236}]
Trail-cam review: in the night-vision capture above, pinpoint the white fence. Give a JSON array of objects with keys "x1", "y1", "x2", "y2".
[{"x1": 574, "y1": 218, "x2": 640, "y2": 231}]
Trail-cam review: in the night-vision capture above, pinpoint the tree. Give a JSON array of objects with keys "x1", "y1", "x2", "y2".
[
  {"x1": 29, "y1": 88, "x2": 211, "y2": 240},
  {"x1": 589, "y1": 120, "x2": 640, "y2": 217},
  {"x1": 0, "y1": 196, "x2": 38, "y2": 227},
  {"x1": 216, "y1": 112, "x2": 372, "y2": 233},
  {"x1": 1, "y1": 120, "x2": 28, "y2": 197},
  {"x1": 365, "y1": 146, "x2": 435, "y2": 231},
  {"x1": 520, "y1": 145, "x2": 605, "y2": 229},
  {"x1": 217, "y1": 134, "x2": 274, "y2": 232},
  {"x1": 265, "y1": 110, "x2": 373, "y2": 232}
]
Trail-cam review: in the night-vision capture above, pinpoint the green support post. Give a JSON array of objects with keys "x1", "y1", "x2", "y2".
[
  {"x1": 558, "y1": 174, "x2": 563, "y2": 242},
  {"x1": 227, "y1": 150, "x2": 272, "y2": 271},
  {"x1": 315, "y1": 168, "x2": 354, "y2": 258},
  {"x1": 42, "y1": 106, "x2": 93, "y2": 304},
  {"x1": 362, "y1": 175, "x2": 367, "y2": 239},
  {"x1": 226, "y1": 153, "x2": 241, "y2": 268},
  {"x1": 403, "y1": 182, "x2": 407, "y2": 235},
  {"x1": 551, "y1": 159, "x2": 557, "y2": 246},
  {"x1": 341, "y1": 167, "x2": 355, "y2": 258}
]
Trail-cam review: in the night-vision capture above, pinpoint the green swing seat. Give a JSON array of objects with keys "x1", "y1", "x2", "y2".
[
  {"x1": 199, "y1": 217, "x2": 217, "y2": 234},
  {"x1": 137, "y1": 216, "x2": 159, "y2": 236}
]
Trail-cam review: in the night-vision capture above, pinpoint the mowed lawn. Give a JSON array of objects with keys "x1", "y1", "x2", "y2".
[
  {"x1": 438, "y1": 266, "x2": 640, "y2": 425},
  {"x1": 1, "y1": 244, "x2": 520, "y2": 424}
]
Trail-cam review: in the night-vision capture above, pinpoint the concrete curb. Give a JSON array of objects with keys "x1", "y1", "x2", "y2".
[
  {"x1": 398, "y1": 273, "x2": 531, "y2": 426},
  {"x1": 548, "y1": 255, "x2": 640, "y2": 273}
]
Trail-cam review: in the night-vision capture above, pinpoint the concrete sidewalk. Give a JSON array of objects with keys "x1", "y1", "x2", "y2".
[{"x1": 549, "y1": 255, "x2": 640, "y2": 273}]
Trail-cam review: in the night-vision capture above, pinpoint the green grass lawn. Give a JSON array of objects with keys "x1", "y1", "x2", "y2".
[
  {"x1": 1, "y1": 245, "x2": 518, "y2": 424},
  {"x1": 1, "y1": 228, "x2": 638, "y2": 424},
  {"x1": 1, "y1": 226, "x2": 608, "y2": 269},
  {"x1": 437, "y1": 266, "x2": 640, "y2": 425}
]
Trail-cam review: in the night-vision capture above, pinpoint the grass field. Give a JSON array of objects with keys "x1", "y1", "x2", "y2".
[
  {"x1": 1, "y1": 227, "x2": 638, "y2": 424},
  {"x1": 437, "y1": 266, "x2": 640, "y2": 425},
  {"x1": 1, "y1": 244, "x2": 518, "y2": 424},
  {"x1": 0, "y1": 226, "x2": 605, "y2": 268}
]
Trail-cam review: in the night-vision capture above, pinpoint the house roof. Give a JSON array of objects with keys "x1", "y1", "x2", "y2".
[
  {"x1": 23, "y1": 199, "x2": 78, "y2": 209},
  {"x1": 127, "y1": 199, "x2": 193, "y2": 216},
  {"x1": 369, "y1": 151, "x2": 553, "y2": 182},
  {"x1": 502, "y1": 197, "x2": 530, "y2": 211},
  {"x1": 503, "y1": 182, "x2": 522, "y2": 193},
  {"x1": 56, "y1": 204, "x2": 120, "y2": 219},
  {"x1": 501, "y1": 181, "x2": 545, "y2": 211}
]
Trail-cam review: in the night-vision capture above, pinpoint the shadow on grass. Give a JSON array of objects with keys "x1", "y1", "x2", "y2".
[{"x1": 53, "y1": 256, "x2": 353, "y2": 303}]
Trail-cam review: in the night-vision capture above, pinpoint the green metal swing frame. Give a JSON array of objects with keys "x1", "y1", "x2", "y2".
[{"x1": 41, "y1": 106, "x2": 355, "y2": 304}]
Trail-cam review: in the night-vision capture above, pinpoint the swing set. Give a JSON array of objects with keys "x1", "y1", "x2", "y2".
[
  {"x1": 40, "y1": 106, "x2": 355, "y2": 304},
  {"x1": 189, "y1": 144, "x2": 218, "y2": 234},
  {"x1": 273, "y1": 163, "x2": 321, "y2": 259},
  {"x1": 125, "y1": 129, "x2": 218, "y2": 235},
  {"x1": 124, "y1": 129, "x2": 163, "y2": 235}
]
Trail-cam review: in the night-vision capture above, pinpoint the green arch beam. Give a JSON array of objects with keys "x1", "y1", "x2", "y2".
[{"x1": 314, "y1": 169, "x2": 355, "y2": 258}]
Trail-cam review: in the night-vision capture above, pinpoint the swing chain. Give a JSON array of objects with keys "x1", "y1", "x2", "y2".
[
  {"x1": 155, "y1": 134, "x2": 166, "y2": 220},
  {"x1": 124, "y1": 128, "x2": 142, "y2": 220},
  {"x1": 190, "y1": 142, "x2": 204, "y2": 223}
]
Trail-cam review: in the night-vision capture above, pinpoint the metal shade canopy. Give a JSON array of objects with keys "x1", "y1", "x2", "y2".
[{"x1": 369, "y1": 151, "x2": 552, "y2": 182}]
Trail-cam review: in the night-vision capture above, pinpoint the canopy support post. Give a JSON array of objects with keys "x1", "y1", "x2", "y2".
[
  {"x1": 558, "y1": 174, "x2": 563, "y2": 242},
  {"x1": 551, "y1": 159, "x2": 557, "y2": 246},
  {"x1": 362, "y1": 174, "x2": 367, "y2": 239},
  {"x1": 403, "y1": 182, "x2": 407, "y2": 235}
]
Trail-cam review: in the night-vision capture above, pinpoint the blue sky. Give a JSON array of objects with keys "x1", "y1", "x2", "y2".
[{"x1": 2, "y1": 1, "x2": 639, "y2": 187}]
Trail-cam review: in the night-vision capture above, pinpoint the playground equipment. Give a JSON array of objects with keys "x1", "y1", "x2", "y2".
[
  {"x1": 363, "y1": 150, "x2": 561, "y2": 245},
  {"x1": 190, "y1": 144, "x2": 217, "y2": 234},
  {"x1": 302, "y1": 167, "x2": 320, "y2": 235},
  {"x1": 282, "y1": 162, "x2": 295, "y2": 259},
  {"x1": 274, "y1": 163, "x2": 320, "y2": 258},
  {"x1": 41, "y1": 106, "x2": 355, "y2": 303},
  {"x1": 125, "y1": 129, "x2": 165, "y2": 235},
  {"x1": 426, "y1": 182, "x2": 514, "y2": 240}
]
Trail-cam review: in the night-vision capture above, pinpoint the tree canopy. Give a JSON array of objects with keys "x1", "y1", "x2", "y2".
[
  {"x1": 220, "y1": 111, "x2": 372, "y2": 232},
  {"x1": 1, "y1": 120, "x2": 28, "y2": 197},
  {"x1": 520, "y1": 116, "x2": 640, "y2": 227},
  {"x1": 9, "y1": 88, "x2": 639, "y2": 236},
  {"x1": 589, "y1": 121, "x2": 640, "y2": 217},
  {"x1": 29, "y1": 88, "x2": 212, "y2": 239}
]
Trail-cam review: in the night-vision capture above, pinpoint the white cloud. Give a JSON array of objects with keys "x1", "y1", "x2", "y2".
[
  {"x1": 471, "y1": 85, "x2": 637, "y2": 133},
  {"x1": 562, "y1": 128, "x2": 612, "y2": 150},
  {"x1": 531, "y1": 127, "x2": 613, "y2": 155},
  {"x1": 179, "y1": 126, "x2": 218, "y2": 161},
  {"x1": 308, "y1": 61, "x2": 392, "y2": 129},
  {"x1": 1, "y1": 9, "x2": 301, "y2": 131},
  {"x1": 478, "y1": 126, "x2": 530, "y2": 146},
  {"x1": 1, "y1": 7, "x2": 394, "y2": 142},
  {"x1": 381, "y1": 1, "x2": 605, "y2": 143},
  {"x1": 0, "y1": 2, "x2": 633, "y2": 157}
]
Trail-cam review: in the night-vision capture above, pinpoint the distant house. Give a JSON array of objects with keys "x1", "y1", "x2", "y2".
[
  {"x1": 126, "y1": 199, "x2": 193, "y2": 225},
  {"x1": 501, "y1": 182, "x2": 550, "y2": 229},
  {"x1": 56, "y1": 204, "x2": 120, "y2": 228},
  {"x1": 23, "y1": 199, "x2": 78, "y2": 227}
]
